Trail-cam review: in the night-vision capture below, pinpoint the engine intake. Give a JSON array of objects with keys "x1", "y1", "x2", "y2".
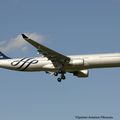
[{"x1": 73, "y1": 70, "x2": 89, "y2": 77}]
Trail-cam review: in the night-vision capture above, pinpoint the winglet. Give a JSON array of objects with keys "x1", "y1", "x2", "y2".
[{"x1": 22, "y1": 34, "x2": 28, "y2": 39}]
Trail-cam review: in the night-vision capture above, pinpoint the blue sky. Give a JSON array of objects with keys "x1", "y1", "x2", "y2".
[{"x1": 0, "y1": 0, "x2": 120, "y2": 120}]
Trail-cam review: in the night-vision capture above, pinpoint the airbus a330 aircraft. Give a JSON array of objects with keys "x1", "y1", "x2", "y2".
[{"x1": 0, "y1": 34, "x2": 120, "y2": 82}]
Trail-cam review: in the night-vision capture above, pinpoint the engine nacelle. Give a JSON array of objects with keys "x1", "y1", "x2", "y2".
[
  {"x1": 69, "y1": 59, "x2": 84, "y2": 66},
  {"x1": 73, "y1": 70, "x2": 89, "y2": 78}
]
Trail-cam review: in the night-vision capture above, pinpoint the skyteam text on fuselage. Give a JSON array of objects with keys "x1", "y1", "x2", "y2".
[{"x1": 0, "y1": 34, "x2": 120, "y2": 82}]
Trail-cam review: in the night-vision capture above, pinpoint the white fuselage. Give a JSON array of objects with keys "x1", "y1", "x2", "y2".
[{"x1": 0, "y1": 53, "x2": 120, "y2": 72}]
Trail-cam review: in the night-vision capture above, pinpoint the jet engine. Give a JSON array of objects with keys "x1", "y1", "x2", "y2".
[
  {"x1": 69, "y1": 59, "x2": 84, "y2": 66},
  {"x1": 73, "y1": 69, "x2": 89, "y2": 77}
]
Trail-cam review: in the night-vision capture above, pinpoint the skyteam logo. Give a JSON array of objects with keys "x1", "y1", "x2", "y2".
[{"x1": 11, "y1": 58, "x2": 38, "y2": 71}]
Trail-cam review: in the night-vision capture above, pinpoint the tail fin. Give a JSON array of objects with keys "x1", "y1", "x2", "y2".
[{"x1": 0, "y1": 52, "x2": 11, "y2": 59}]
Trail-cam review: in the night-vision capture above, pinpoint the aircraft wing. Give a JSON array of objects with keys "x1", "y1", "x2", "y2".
[{"x1": 22, "y1": 34, "x2": 70, "y2": 66}]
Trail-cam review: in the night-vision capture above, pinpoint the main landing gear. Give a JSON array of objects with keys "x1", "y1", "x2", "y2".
[
  {"x1": 54, "y1": 72, "x2": 66, "y2": 82},
  {"x1": 57, "y1": 73, "x2": 66, "y2": 82}
]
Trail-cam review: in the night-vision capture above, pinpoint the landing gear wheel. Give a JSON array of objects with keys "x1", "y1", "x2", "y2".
[
  {"x1": 61, "y1": 75, "x2": 66, "y2": 80},
  {"x1": 57, "y1": 78, "x2": 61, "y2": 82},
  {"x1": 54, "y1": 72, "x2": 58, "y2": 76}
]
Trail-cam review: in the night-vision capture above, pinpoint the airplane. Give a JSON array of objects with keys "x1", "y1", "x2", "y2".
[{"x1": 0, "y1": 34, "x2": 120, "y2": 82}]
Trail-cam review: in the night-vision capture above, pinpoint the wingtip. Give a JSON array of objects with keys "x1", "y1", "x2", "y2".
[{"x1": 22, "y1": 34, "x2": 28, "y2": 39}]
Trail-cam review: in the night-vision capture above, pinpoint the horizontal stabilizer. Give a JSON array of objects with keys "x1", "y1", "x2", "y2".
[{"x1": 0, "y1": 52, "x2": 11, "y2": 59}]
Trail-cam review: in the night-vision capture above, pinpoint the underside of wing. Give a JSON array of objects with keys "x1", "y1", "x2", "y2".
[{"x1": 22, "y1": 34, "x2": 70, "y2": 67}]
